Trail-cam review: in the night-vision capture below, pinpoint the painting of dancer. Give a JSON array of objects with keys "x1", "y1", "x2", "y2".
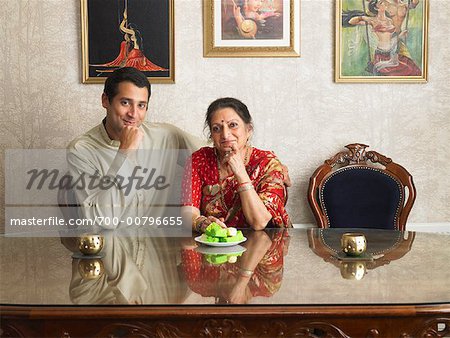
[
  {"x1": 82, "y1": 0, "x2": 174, "y2": 83},
  {"x1": 336, "y1": 0, "x2": 428, "y2": 82}
]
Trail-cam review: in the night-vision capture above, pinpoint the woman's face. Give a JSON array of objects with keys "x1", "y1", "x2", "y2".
[{"x1": 210, "y1": 107, "x2": 252, "y2": 155}]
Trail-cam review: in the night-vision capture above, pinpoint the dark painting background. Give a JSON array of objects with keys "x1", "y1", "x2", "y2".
[{"x1": 87, "y1": 0, "x2": 170, "y2": 79}]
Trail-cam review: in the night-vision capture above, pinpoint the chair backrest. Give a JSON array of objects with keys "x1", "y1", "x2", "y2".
[{"x1": 308, "y1": 143, "x2": 416, "y2": 230}]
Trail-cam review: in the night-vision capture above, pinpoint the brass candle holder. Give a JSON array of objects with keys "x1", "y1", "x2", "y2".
[
  {"x1": 78, "y1": 234, "x2": 104, "y2": 255},
  {"x1": 341, "y1": 233, "x2": 367, "y2": 256}
]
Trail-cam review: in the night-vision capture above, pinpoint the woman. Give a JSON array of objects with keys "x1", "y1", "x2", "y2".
[
  {"x1": 181, "y1": 97, "x2": 291, "y2": 232},
  {"x1": 121, "y1": 23, "x2": 167, "y2": 72},
  {"x1": 347, "y1": 0, "x2": 421, "y2": 76}
]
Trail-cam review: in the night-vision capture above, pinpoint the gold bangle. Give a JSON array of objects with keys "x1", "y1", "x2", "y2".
[
  {"x1": 194, "y1": 216, "x2": 207, "y2": 233},
  {"x1": 239, "y1": 267, "x2": 254, "y2": 278},
  {"x1": 237, "y1": 184, "x2": 254, "y2": 193}
]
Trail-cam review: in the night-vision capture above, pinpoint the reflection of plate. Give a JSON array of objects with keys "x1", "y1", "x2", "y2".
[
  {"x1": 195, "y1": 245, "x2": 246, "y2": 255},
  {"x1": 194, "y1": 235, "x2": 247, "y2": 247}
]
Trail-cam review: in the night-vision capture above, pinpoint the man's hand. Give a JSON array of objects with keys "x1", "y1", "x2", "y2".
[{"x1": 119, "y1": 126, "x2": 143, "y2": 152}]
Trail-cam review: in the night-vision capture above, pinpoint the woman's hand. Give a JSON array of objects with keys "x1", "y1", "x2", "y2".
[
  {"x1": 221, "y1": 144, "x2": 249, "y2": 182},
  {"x1": 281, "y1": 164, "x2": 292, "y2": 187},
  {"x1": 228, "y1": 277, "x2": 251, "y2": 304},
  {"x1": 198, "y1": 216, "x2": 227, "y2": 232}
]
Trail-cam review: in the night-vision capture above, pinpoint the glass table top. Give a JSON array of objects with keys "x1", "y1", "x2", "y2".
[{"x1": 1, "y1": 228, "x2": 449, "y2": 306}]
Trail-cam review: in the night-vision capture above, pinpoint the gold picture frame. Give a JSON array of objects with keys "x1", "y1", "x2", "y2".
[
  {"x1": 335, "y1": 0, "x2": 428, "y2": 83},
  {"x1": 203, "y1": 0, "x2": 300, "y2": 57},
  {"x1": 81, "y1": 0, "x2": 174, "y2": 84}
]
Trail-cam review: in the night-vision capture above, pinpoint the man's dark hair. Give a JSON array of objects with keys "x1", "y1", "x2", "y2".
[{"x1": 103, "y1": 67, "x2": 151, "y2": 102}]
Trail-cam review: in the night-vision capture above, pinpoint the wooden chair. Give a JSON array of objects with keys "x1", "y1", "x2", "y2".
[{"x1": 307, "y1": 143, "x2": 416, "y2": 230}]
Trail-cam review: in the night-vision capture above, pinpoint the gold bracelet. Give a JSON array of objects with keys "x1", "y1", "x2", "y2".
[
  {"x1": 194, "y1": 216, "x2": 207, "y2": 233},
  {"x1": 239, "y1": 267, "x2": 254, "y2": 278},
  {"x1": 237, "y1": 184, "x2": 254, "y2": 193}
]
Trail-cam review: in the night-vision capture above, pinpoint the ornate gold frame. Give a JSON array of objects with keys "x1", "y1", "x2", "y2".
[
  {"x1": 335, "y1": 0, "x2": 428, "y2": 83},
  {"x1": 203, "y1": 0, "x2": 300, "y2": 57},
  {"x1": 81, "y1": 0, "x2": 175, "y2": 84}
]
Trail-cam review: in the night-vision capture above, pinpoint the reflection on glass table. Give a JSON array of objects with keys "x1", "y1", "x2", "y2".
[
  {"x1": 180, "y1": 229, "x2": 290, "y2": 304},
  {"x1": 308, "y1": 228, "x2": 415, "y2": 280},
  {"x1": 62, "y1": 235, "x2": 188, "y2": 305}
]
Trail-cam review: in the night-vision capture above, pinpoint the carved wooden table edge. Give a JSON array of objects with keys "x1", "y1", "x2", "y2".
[
  {"x1": 1, "y1": 304, "x2": 449, "y2": 338},
  {"x1": 1, "y1": 303, "x2": 450, "y2": 318}
]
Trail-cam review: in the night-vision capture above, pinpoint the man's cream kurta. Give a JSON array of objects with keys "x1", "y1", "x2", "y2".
[{"x1": 67, "y1": 121, "x2": 203, "y2": 229}]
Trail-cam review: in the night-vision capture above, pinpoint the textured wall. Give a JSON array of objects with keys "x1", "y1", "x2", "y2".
[{"x1": 1, "y1": 0, "x2": 449, "y2": 226}]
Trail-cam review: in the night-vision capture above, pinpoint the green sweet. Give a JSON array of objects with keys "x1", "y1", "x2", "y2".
[
  {"x1": 204, "y1": 252, "x2": 243, "y2": 265},
  {"x1": 204, "y1": 222, "x2": 228, "y2": 238},
  {"x1": 218, "y1": 230, "x2": 244, "y2": 242},
  {"x1": 206, "y1": 236, "x2": 220, "y2": 243},
  {"x1": 205, "y1": 254, "x2": 228, "y2": 265},
  {"x1": 201, "y1": 233, "x2": 220, "y2": 242}
]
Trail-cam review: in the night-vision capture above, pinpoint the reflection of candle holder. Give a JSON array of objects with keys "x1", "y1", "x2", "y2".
[
  {"x1": 341, "y1": 233, "x2": 367, "y2": 256},
  {"x1": 77, "y1": 258, "x2": 104, "y2": 280},
  {"x1": 308, "y1": 229, "x2": 416, "y2": 281},
  {"x1": 340, "y1": 261, "x2": 367, "y2": 280}
]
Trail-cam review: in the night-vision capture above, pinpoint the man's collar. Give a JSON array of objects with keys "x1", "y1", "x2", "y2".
[{"x1": 100, "y1": 118, "x2": 120, "y2": 147}]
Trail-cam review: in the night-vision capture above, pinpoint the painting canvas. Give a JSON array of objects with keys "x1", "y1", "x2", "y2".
[
  {"x1": 335, "y1": 0, "x2": 428, "y2": 82},
  {"x1": 221, "y1": 0, "x2": 284, "y2": 40},
  {"x1": 204, "y1": 0, "x2": 300, "y2": 57},
  {"x1": 81, "y1": 0, "x2": 174, "y2": 83}
]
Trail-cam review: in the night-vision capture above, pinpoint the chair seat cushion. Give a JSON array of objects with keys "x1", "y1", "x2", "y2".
[{"x1": 320, "y1": 167, "x2": 402, "y2": 230}]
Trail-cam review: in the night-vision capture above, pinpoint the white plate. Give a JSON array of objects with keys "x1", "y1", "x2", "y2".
[
  {"x1": 195, "y1": 245, "x2": 246, "y2": 255},
  {"x1": 194, "y1": 235, "x2": 247, "y2": 247}
]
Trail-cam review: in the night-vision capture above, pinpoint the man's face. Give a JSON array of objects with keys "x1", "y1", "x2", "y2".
[{"x1": 103, "y1": 81, "x2": 149, "y2": 140}]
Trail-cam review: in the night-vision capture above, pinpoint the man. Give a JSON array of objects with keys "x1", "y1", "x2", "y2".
[{"x1": 67, "y1": 67, "x2": 202, "y2": 229}]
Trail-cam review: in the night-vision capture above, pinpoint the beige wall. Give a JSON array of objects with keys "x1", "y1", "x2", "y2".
[{"x1": 1, "y1": 0, "x2": 449, "y2": 226}]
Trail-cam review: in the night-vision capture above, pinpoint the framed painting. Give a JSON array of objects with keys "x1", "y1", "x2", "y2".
[
  {"x1": 81, "y1": 0, "x2": 174, "y2": 84},
  {"x1": 335, "y1": 0, "x2": 428, "y2": 83},
  {"x1": 203, "y1": 0, "x2": 300, "y2": 57}
]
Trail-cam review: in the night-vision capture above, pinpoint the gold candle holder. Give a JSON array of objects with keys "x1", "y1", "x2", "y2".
[
  {"x1": 341, "y1": 233, "x2": 367, "y2": 256},
  {"x1": 78, "y1": 234, "x2": 104, "y2": 255}
]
